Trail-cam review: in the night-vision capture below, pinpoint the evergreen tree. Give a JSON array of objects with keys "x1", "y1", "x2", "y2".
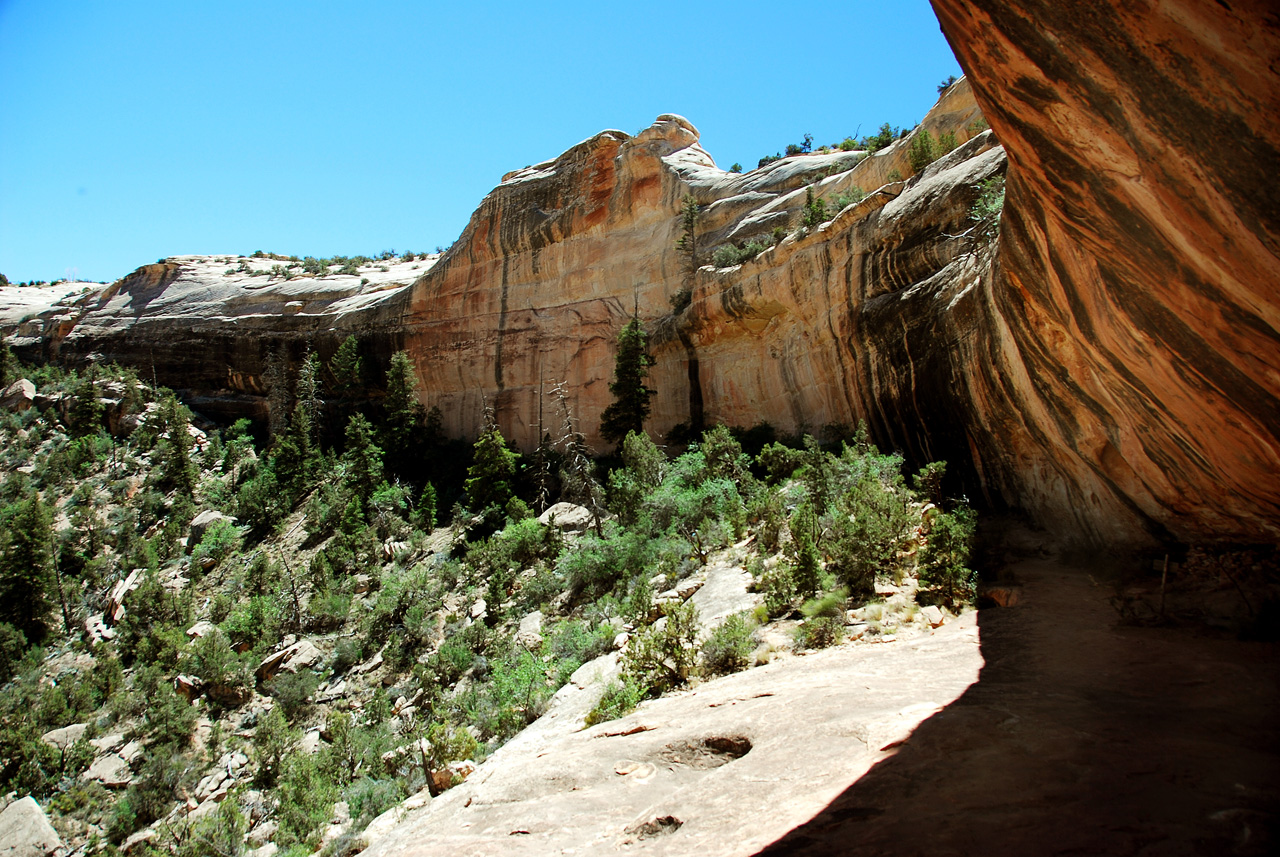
[
  {"x1": 295, "y1": 350, "x2": 321, "y2": 447},
  {"x1": 341, "y1": 413, "x2": 384, "y2": 509},
  {"x1": 0, "y1": 339, "x2": 12, "y2": 386},
  {"x1": 464, "y1": 410, "x2": 518, "y2": 513},
  {"x1": 908, "y1": 129, "x2": 938, "y2": 174},
  {"x1": 330, "y1": 335, "x2": 363, "y2": 397},
  {"x1": 672, "y1": 194, "x2": 700, "y2": 310},
  {"x1": 801, "y1": 185, "x2": 828, "y2": 229},
  {"x1": 599, "y1": 315, "x2": 656, "y2": 447},
  {"x1": 152, "y1": 393, "x2": 197, "y2": 495},
  {"x1": 0, "y1": 492, "x2": 55, "y2": 641},
  {"x1": 69, "y1": 368, "x2": 105, "y2": 438},
  {"x1": 676, "y1": 194, "x2": 700, "y2": 283},
  {"x1": 381, "y1": 351, "x2": 426, "y2": 463},
  {"x1": 274, "y1": 351, "x2": 322, "y2": 490},
  {"x1": 415, "y1": 482, "x2": 437, "y2": 531}
]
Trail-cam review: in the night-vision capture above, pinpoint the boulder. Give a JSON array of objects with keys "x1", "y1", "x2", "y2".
[
  {"x1": 516, "y1": 611, "x2": 544, "y2": 648},
  {"x1": 256, "y1": 639, "x2": 324, "y2": 682},
  {"x1": 186, "y1": 620, "x2": 217, "y2": 639},
  {"x1": 83, "y1": 752, "x2": 132, "y2": 788},
  {"x1": 246, "y1": 820, "x2": 278, "y2": 848},
  {"x1": 175, "y1": 674, "x2": 204, "y2": 700},
  {"x1": 104, "y1": 569, "x2": 142, "y2": 625},
  {"x1": 119, "y1": 828, "x2": 156, "y2": 855},
  {"x1": 0, "y1": 379, "x2": 35, "y2": 412},
  {"x1": 537, "y1": 502, "x2": 594, "y2": 532},
  {"x1": 85, "y1": 613, "x2": 115, "y2": 644},
  {"x1": 40, "y1": 722, "x2": 87, "y2": 750},
  {"x1": 0, "y1": 797, "x2": 62, "y2": 857}
]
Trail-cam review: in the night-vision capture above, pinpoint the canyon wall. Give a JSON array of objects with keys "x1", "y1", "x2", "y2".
[
  {"x1": 925, "y1": 0, "x2": 1280, "y2": 542},
  {"x1": 6, "y1": 0, "x2": 1279, "y2": 548}
]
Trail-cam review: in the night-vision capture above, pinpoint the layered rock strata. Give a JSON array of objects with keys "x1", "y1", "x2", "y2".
[
  {"x1": 927, "y1": 0, "x2": 1280, "y2": 543},
  {"x1": 7, "y1": 0, "x2": 1279, "y2": 550}
]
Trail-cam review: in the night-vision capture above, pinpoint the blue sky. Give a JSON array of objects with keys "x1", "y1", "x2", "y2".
[{"x1": 0, "y1": 0, "x2": 961, "y2": 283}]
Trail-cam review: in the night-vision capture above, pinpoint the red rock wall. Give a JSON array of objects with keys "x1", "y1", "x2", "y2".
[{"x1": 929, "y1": 0, "x2": 1280, "y2": 543}]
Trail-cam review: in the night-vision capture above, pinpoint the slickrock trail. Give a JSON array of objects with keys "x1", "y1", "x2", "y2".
[
  {"x1": 758, "y1": 562, "x2": 1280, "y2": 856},
  {"x1": 365, "y1": 560, "x2": 1279, "y2": 857},
  {"x1": 363, "y1": 606, "x2": 986, "y2": 856}
]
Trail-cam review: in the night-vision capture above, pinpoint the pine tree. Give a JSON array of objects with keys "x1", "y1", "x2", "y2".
[
  {"x1": 552, "y1": 382, "x2": 605, "y2": 535},
  {"x1": 599, "y1": 315, "x2": 656, "y2": 447},
  {"x1": 0, "y1": 492, "x2": 55, "y2": 641},
  {"x1": 67, "y1": 367, "x2": 104, "y2": 437},
  {"x1": 381, "y1": 350, "x2": 426, "y2": 462},
  {"x1": 464, "y1": 409, "x2": 518, "y2": 513},
  {"x1": 295, "y1": 349, "x2": 321, "y2": 447},
  {"x1": 274, "y1": 350, "x2": 324, "y2": 491},
  {"x1": 152, "y1": 393, "x2": 197, "y2": 494},
  {"x1": 330, "y1": 335, "x2": 363, "y2": 397},
  {"x1": 673, "y1": 194, "x2": 700, "y2": 310},
  {"x1": 342, "y1": 413, "x2": 384, "y2": 508},
  {"x1": 801, "y1": 186, "x2": 828, "y2": 229},
  {"x1": 908, "y1": 128, "x2": 938, "y2": 174}
]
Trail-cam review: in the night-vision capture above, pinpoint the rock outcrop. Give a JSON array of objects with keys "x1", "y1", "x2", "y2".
[
  {"x1": 0, "y1": 797, "x2": 63, "y2": 857},
  {"x1": 5, "y1": 1, "x2": 1278, "y2": 548},
  {"x1": 923, "y1": 0, "x2": 1280, "y2": 544}
]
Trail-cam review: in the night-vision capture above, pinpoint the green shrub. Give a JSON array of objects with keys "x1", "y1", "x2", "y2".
[
  {"x1": 266, "y1": 670, "x2": 319, "y2": 721},
  {"x1": 191, "y1": 519, "x2": 241, "y2": 569},
  {"x1": 759, "y1": 562, "x2": 796, "y2": 618},
  {"x1": 918, "y1": 505, "x2": 977, "y2": 607},
  {"x1": 827, "y1": 476, "x2": 914, "y2": 597},
  {"x1": 585, "y1": 676, "x2": 645, "y2": 726},
  {"x1": 344, "y1": 778, "x2": 404, "y2": 829},
  {"x1": 908, "y1": 129, "x2": 938, "y2": 174},
  {"x1": 306, "y1": 591, "x2": 350, "y2": 631},
  {"x1": 181, "y1": 629, "x2": 248, "y2": 692},
  {"x1": 969, "y1": 175, "x2": 1006, "y2": 241},
  {"x1": 757, "y1": 442, "x2": 804, "y2": 485},
  {"x1": 795, "y1": 592, "x2": 846, "y2": 651},
  {"x1": 276, "y1": 752, "x2": 338, "y2": 848},
  {"x1": 251, "y1": 705, "x2": 297, "y2": 787},
  {"x1": 221, "y1": 595, "x2": 281, "y2": 652},
  {"x1": 176, "y1": 798, "x2": 246, "y2": 857},
  {"x1": 466, "y1": 647, "x2": 552, "y2": 742},
  {"x1": 830, "y1": 186, "x2": 867, "y2": 211},
  {"x1": 801, "y1": 186, "x2": 827, "y2": 229},
  {"x1": 622, "y1": 601, "x2": 699, "y2": 695},
  {"x1": 699, "y1": 612, "x2": 755, "y2": 676}
]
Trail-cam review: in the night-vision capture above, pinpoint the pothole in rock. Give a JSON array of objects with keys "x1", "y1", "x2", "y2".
[
  {"x1": 657, "y1": 735, "x2": 753, "y2": 770},
  {"x1": 624, "y1": 815, "x2": 683, "y2": 840}
]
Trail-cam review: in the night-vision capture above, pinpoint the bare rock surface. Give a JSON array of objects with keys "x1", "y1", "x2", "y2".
[
  {"x1": 363, "y1": 558, "x2": 1280, "y2": 856},
  {"x1": 0, "y1": 379, "x2": 35, "y2": 412},
  {"x1": 754, "y1": 560, "x2": 1280, "y2": 856},
  {"x1": 39, "y1": 722, "x2": 87, "y2": 750},
  {"x1": 0, "y1": 797, "x2": 61, "y2": 857},
  {"x1": 362, "y1": 614, "x2": 983, "y2": 857}
]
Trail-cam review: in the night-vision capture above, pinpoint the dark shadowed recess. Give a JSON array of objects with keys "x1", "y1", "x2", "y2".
[{"x1": 753, "y1": 562, "x2": 1280, "y2": 856}]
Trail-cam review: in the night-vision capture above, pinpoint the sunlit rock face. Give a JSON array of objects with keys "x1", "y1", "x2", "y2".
[
  {"x1": 397, "y1": 89, "x2": 989, "y2": 459},
  {"x1": 9, "y1": 0, "x2": 1279, "y2": 551},
  {"x1": 926, "y1": 0, "x2": 1280, "y2": 544}
]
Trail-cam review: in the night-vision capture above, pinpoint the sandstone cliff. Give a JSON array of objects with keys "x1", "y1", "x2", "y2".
[
  {"x1": 926, "y1": 0, "x2": 1280, "y2": 544},
  {"x1": 6, "y1": 0, "x2": 1279, "y2": 550}
]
